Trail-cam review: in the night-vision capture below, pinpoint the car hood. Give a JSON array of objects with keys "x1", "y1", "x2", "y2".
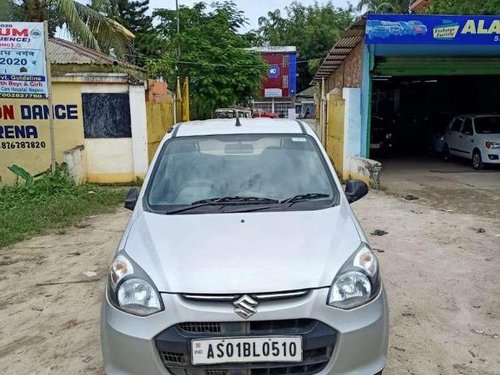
[{"x1": 124, "y1": 205, "x2": 362, "y2": 294}]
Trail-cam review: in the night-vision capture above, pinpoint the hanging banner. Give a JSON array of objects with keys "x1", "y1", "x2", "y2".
[
  {"x1": 365, "y1": 15, "x2": 500, "y2": 45},
  {"x1": 0, "y1": 22, "x2": 48, "y2": 99}
]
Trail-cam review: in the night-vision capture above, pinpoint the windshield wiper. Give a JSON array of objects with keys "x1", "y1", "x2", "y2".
[
  {"x1": 226, "y1": 193, "x2": 332, "y2": 213},
  {"x1": 280, "y1": 193, "x2": 330, "y2": 206},
  {"x1": 166, "y1": 196, "x2": 279, "y2": 214},
  {"x1": 191, "y1": 196, "x2": 279, "y2": 205}
]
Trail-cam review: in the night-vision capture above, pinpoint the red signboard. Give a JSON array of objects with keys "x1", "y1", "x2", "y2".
[{"x1": 260, "y1": 53, "x2": 290, "y2": 98}]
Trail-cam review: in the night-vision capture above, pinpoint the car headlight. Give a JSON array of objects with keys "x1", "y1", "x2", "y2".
[
  {"x1": 327, "y1": 243, "x2": 380, "y2": 310},
  {"x1": 485, "y1": 141, "x2": 500, "y2": 149},
  {"x1": 108, "y1": 251, "x2": 163, "y2": 316}
]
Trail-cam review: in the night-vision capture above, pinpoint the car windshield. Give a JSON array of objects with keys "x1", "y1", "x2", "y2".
[
  {"x1": 475, "y1": 117, "x2": 500, "y2": 134},
  {"x1": 145, "y1": 134, "x2": 337, "y2": 213}
]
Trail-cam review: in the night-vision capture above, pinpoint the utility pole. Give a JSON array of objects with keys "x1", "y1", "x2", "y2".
[
  {"x1": 176, "y1": 0, "x2": 180, "y2": 57},
  {"x1": 44, "y1": 21, "x2": 56, "y2": 174}
]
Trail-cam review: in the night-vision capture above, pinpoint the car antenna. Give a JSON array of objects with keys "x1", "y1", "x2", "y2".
[{"x1": 235, "y1": 114, "x2": 242, "y2": 127}]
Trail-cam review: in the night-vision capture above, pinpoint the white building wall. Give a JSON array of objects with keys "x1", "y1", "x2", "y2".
[
  {"x1": 78, "y1": 81, "x2": 148, "y2": 183},
  {"x1": 342, "y1": 87, "x2": 382, "y2": 185},
  {"x1": 84, "y1": 138, "x2": 134, "y2": 183}
]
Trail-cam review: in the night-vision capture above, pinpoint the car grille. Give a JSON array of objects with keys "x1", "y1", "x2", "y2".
[
  {"x1": 155, "y1": 319, "x2": 336, "y2": 375},
  {"x1": 179, "y1": 322, "x2": 223, "y2": 334},
  {"x1": 178, "y1": 319, "x2": 316, "y2": 335},
  {"x1": 182, "y1": 290, "x2": 310, "y2": 302}
]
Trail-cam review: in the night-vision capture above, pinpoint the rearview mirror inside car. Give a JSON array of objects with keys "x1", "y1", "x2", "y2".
[
  {"x1": 345, "y1": 180, "x2": 368, "y2": 204},
  {"x1": 125, "y1": 188, "x2": 139, "y2": 210}
]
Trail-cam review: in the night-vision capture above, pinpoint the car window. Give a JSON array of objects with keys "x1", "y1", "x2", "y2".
[
  {"x1": 145, "y1": 134, "x2": 337, "y2": 212},
  {"x1": 462, "y1": 118, "x2": 473, "y2": 135},
  {"x1": 450, "y1": 118, "x2": 463, "y2": 132},
  {"x1": 474, "y1": 116, "x2": 500, "y2": 134},
  {"x1": 214, "y1": 111, "x2": 235, "y2": 119}
]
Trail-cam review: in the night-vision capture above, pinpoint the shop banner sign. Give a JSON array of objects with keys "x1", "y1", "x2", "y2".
[
  {"x1": 365, "y1": 15, "x2": 500, "y2": 45},
  {"x1": 0, "y1": 22, "x2": 48, "y2": 99}
]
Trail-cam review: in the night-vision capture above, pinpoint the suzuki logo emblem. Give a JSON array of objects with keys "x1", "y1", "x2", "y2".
[{"x1": 233, "y1": 295, "x2": 258, "y2": 319}]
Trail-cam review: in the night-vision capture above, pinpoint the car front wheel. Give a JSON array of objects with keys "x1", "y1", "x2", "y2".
[{"x1": 472, "y1": 150, "x2": 484, "y2": 170}]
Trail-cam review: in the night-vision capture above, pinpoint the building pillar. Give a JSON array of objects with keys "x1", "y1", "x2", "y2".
[
  {"x1": 342, "y1": 88, "x2": 362, "y2": 177},
  {"x1": 361, "y1": 44, "x2": 373, "y2": 158},
  {"x1": 129, "y1": 84, "x2": 149, "y2": 179}
]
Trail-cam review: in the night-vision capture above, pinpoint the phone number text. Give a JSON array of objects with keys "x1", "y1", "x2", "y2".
[{"x1": 1, "y1": 141, "x2": 46, "y2": 149}]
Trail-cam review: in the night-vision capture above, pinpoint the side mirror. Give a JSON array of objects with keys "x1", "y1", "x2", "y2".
[
  {"x1": 345, "y1": 180, "x2": 368, "y2": 204},
  {"x1": 125, "y1": 188, "x2": 139, "y2": 210}
]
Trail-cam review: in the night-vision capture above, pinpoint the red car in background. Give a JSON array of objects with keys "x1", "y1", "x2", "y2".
[{"x1": 252, "y1": 111, "x2": 279, "y2": 118}]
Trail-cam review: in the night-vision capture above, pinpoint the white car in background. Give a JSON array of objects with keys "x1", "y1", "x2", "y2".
[{"x1": 443, "y1": 114, "x2": 500, "y2": 169}]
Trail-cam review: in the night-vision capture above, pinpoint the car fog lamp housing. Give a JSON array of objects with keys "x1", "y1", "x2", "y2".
[
  {"x1": 327, "y1": 243, "x2": 380, "y2": 310},
  {"x1": 108, "y1": 251, "x2": 164, "y2": 316}
]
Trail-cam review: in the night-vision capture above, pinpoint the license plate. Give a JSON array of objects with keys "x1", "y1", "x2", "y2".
[{"x1": 191, "y1": 336, "x2": 303, "y2": 365}]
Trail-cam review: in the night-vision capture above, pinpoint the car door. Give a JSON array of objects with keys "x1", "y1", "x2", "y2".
[
  {"x1": 459, "y1": 117, "x2": 475, "y2": 157},
  {"x1": 445, "y1": 117, "x2": 464, "y2": 156}
]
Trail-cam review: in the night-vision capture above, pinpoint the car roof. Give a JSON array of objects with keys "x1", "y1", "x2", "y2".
[
  {"x1": 215, "y1": 108, "x2": 250, "y2": 111},
  {"x1": 454, "y1": 114, "x2": 500, "y2": 119},
  {"x1": 173, "y1": 118, "x2": 310, "y2": 137}
]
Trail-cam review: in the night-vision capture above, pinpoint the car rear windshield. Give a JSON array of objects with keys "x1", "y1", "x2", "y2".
[
  {"x1": 145, "y1": 134, "x2": 337, "y2": 212},
  {"x1": 475, "y1": 117, "x2": 500, "y2": 134}
]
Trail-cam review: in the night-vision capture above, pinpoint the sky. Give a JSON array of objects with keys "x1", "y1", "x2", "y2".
[{"x1": 148, "y1": 0, "x2": 353, "y2": 30}]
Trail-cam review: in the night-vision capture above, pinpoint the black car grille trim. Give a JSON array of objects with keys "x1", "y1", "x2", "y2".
[{"x1": 155, "y1": 319, "x2": 337, "y2": 375}]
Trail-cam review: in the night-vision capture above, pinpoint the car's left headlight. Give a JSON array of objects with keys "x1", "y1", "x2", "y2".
[
  {"x1": 327, "y1": 243, "x2": 380, "y2": 310},
  {"x1": 107, "y1": 251, "x2": 163, "y2": 316}
]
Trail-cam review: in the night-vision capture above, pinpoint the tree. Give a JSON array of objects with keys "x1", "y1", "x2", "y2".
[
  {"x1": 4, "y1": 0, "x2": 133, "y2": 58},
  {"x1": 258, "y1": 1, "x2": 355, "y2": 92},
  {"x1": 422, "y1": 0, "x2": 500, "y2": 15},
  {"x1": 356, "y1": 0, "x2": 410, "y2": 13},
  {"x1": 147, "y1": 1, "x2": 267, "y2": 119},
  {"x1": 90, "y1": 0, "x2": 153, "y2": 63}
]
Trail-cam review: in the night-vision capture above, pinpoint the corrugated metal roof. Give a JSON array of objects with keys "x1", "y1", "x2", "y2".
[
  {"x1": 313, "y1": 17, "x2": 366, "y2": 82},
  {"x1": 296, "y1": 86, "x2": 315, "y2": 98},
  {"x1": 49, "y1": 38, "x2": 141, "y2": 71},
  {"x1": 247, "y1": 46, "x2": 297, "y2": 53}
]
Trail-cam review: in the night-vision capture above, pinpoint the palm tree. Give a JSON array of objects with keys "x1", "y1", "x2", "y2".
[
  {"x1": 357, "y1": 0, "x2": 411, "y2": 13},
  {"x1": 3, "y1": 0, "x2": 133, "y2": 58}
]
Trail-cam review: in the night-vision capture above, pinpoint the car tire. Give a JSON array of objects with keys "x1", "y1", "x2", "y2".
[
  {"x1": 443, "y1": 145, "x2": 450, "y2": 162},
  {"x1": 472, "y1": 149, "x2": 484, "y2": 170}
]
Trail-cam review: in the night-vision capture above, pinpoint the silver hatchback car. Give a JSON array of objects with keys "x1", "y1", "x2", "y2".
[{"x1": 101, "y1": 119, "x2": 389, "y2": 375}]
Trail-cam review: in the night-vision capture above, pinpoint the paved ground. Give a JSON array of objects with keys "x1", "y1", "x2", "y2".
[
  {"x1": 0, "y1": 190, "x2": 499, "y2": 375},
  {"x1": 379, "y1": 156, "x2": 500, "y2": 219}
]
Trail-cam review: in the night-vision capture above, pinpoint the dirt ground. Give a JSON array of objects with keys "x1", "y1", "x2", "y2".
[
  {"x1": 379, "y1": 157, "x2": 500, "y2": 219},
  {"x1": 0, "y1": 191, "x2": 499, "y2": 375}
]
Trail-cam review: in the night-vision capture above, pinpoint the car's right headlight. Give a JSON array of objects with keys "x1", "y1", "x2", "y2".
[
  {"x1": 327, "y1": 243, "x2": 380, "y2": 310},
  {"x1": 107, "y1": 251, "x2": 163, "y2": 316}
]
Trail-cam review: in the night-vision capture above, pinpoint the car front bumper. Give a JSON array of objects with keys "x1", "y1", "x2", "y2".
[
  {"x1": 486, "y1": 150, "x2": 500, "y2": 163},
  {"x1": 101, "y1": 287, "x2": 389, "y2": 375}
]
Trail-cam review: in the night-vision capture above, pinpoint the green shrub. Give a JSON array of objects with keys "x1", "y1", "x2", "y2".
[{"x1": 0, "y1": 165, "x2": 127, "y2": 248}]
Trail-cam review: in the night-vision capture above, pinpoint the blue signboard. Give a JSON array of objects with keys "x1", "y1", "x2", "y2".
[{"x1": 365, "y1": 14, "x2": 500, "y2": 45}]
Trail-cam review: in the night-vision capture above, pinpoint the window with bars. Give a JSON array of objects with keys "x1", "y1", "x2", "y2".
[
  {"x1": 283, "y1": 55, "x2": 289, "y2": 67},
  {"x1": 283, "y1": 75, "x2": 289, "y2": 89}
]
